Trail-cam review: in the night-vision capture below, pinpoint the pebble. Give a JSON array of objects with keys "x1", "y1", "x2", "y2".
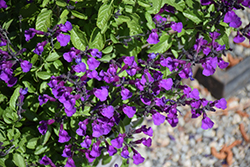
[
  {"x1": 232, "y1": 114, "x2": 241, "y2": 124},
  {"x1": 203, "y1": 129, "x2": 216, "y2": 138}
]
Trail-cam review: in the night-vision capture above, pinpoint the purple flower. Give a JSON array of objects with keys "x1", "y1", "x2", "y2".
[
  {"x1": 73, "y1": 62, "x2": 86, "y2": 73},
  {"x1": 34, "y1": 41, "x2": 47, "y2": 55},
  {"x1": 121, "y1": 146, "x2": 130, "y2": 159},
  {"x1": 85, "y1": 150, "x2": 96, "y2": 163},
  {"x1": 111, "y1": 134, "x2": 124, "y2": 149},
  {"x1": 201, "y1": 114, "x2": 214, "y2": 130},
  {"x1": 94, "y1": 87, "x2": 108, "y2": 102},
  {"x1": 160, "y1": 57, "x2": 179, "y2": 71},
  {"x1": 152, "y1": 112, "x2": 166, "y2": 125},
  {"x1": 233, "y1": 31, "x2": 245, "y2": 43},
  {"x1": 107, "y1": 144, "x2": 117, "y2": 156},
  {"x1": 90, "y1": 48, "x2": 102, "y2": 58},
  {"x1": 200, "y1": 0, "x2": 213, "y2": 5},
  {"x1": 90, "y1": 141, "x2": 101, "y2": 157},
  {"x1": 40, "y1": 155, "x2": 56, "y2": 167},
  {"x1": 62, "y1": 145, "x2": 72, "y2": 157},
  {"x1": 121, "y1": 87, "x2": 132, "y2": 100},
  {"x1": 215, "y1": 98, "x2": 227, "y2": 110},
  {"x1": 153, "y1": 14, "x2": 167, "y2": 23},
  {"x1": 63, "y1": 48, "x2": 80, "y2": 62},
  {"x1": 81, "y1": 136, "x2": 92, "y2": 148},
  {"x1": 147, "y1": 29, "x2": 159, "y2": 44},
  {"x1": 143, "y1": 127, "x2": 153, "y2": 136},
  {"x1": 217, "y1": 58, "x2": 229, "y2": 69},
  {"x1": 133, "y1": 152, "x2": 145, "y2": 165},
  {"x1": 159, "y1": 78, "x2": 173, "y2": 91},
  {"x1": 24, "y1": 28, "x2": 44, "y2": 41},
  {"x1": 242, "y1": 0, "x2": 250, "y2": 7},
  {"x1": 87, "y1": 57, "x2": 100, "y2": 70},
  {"x1": 123, "y1": 105, "x2": 136, "y2": 118},
  {"x1": 57, "y1": 33, "x2": 70, "y2": 47},
  {"x1": 65, "y1": 157, "x2": 75, "y2": 167},
  {"x1": 58, "y1": 124, "x2": 71, "y2": 143},
  {"x1": 142, "y1": 138, "x2": 152, "y2": 147},
  {"x1": 20, "y1": 60, "x2": 32, "y2": 73},
  {"x1": 224, "y1": 11, "x2": 242, "y2": 28},
  {"x1": 171, "y1": 22, "x2": 183, "y2": 33},
  {"x1": 101, "y1": 105, "x2": 114, "y2": 119},
  {"x1": 38, "y1": 94, "x2": 55, "y2": 106},
  {"x1": 38, "y1": 120, "x2": 48, "y2": 135},
  {"x1": 76, "y1": 121, "x2": 87, "y2": 136},
  {"x1": 60, "y1": 21, "x2": 72, "y2": 32},
  {"x1": 202, "y1": 57, "x2": 218, "y2": 76},
  {"x1": 0, "y1": 0, "x2": 7, "y2": 9}
]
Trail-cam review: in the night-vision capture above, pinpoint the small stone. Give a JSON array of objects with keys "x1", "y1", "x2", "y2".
[
  {"x1": 183, "y1": 159, "x2": 191, "y2": 167},
  {"x1": 232, "y1": 114, "x2": 241, "y2": 124},
  {"x1": 217, "y1": 127, "x2": 225, "y2": 138},
  {"x1": 189, "y1": 138, "x2": 196, "y2": 147},
  {"x1": 172, "y1": 154, "x2": 180, "y2": 162},
  {"x1": 182, "y1": 145, "x2": 189, "y2": 153},
  {"x1": 203, "y1": 129, "x2": 216, "y2": 138},
  {"x1": 178, "y1": 117, "x2": 185, "y2": 127},
  {"x1": 163, "y1": 161, "x2": 171, "y2": 167}
]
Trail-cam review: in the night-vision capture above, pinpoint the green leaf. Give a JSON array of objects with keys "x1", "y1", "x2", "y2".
[
  {"x1": 2, "y1": 19, "x2": 13, "y2": 31},
  {"x1": 102, "y1": 155, "x2": 112, "y2": 165},
  {"x1": 31, "y1": 54, "x2": 39, "y2": 65},
  {"x1": 147, "y1": 33, "x2": 172, "y2": 53},
  {"x1": 13, "y1": 153, "x2": 26, "y2": 167},
  {"x1": 163, "y1": 0, "x2": 185, "y2": 12},
  {"x1": 97, "y1": 2, "x2": 113, "y2": 33},
  {"x1": 102, "y1": 45, "x2": 113, "y2": 54},
  {"x1": 138, "y1": 0, "x2": 151, "y2": 8},
  {"x1": 145, "y1": 12, "x2": 155, "y2": 30},
  {"x1": 56, "y1": 0, "x2": 67, "y2": 7},
  {"x1": 37, "y1": 71, "x2": 51, "y2": 80},
  {"x1": 35, "y1": 8, "x2": 52, "y2": 32},
  {"x1": 34, "y1": 145, "x2": 48, "y2": 155},
  {"x1": 60, "y1": 9, "x2": 69, "y2": 19},
  {"x1": 70, "y1": 25, "x2": 88, "y2": 50},
  {"x1": 71, "y1": 10, "x2": 88, "y2": 20},
  {"x1": 127, "y1": 13, "x2": 143, "y2": 35},
  {"x1": 46, "y1": 51, "x2": 61, "y2": 62},
  {"x1": 183, "y1": 10, "x2": 202, "y2": 24},
  {"x1": 40, "y1": 81, "x2": 48, "y2": 94},
  {"x1": 41, "y1": 126, "x2": 52, "y2": 145},
  {"x1": 147, "y1": 0, "x2": 163, "y2": 14},
  {"x1": 27, "y1": 138, "x2": 39, "y2": 149},
  {"x1": 10, "y1": 87, "x2": 21, "y2": 111},
  {"x1": 41, "y1": 0, "x2": 50, "y2": 7},
  {"x1": 89, "y1": 27, "x2": 105, "y2": 51},
  {"x1": 22, "y1": 81, "x2": 36, "y2": 93}
]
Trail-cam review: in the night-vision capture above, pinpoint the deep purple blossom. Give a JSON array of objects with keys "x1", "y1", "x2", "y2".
[
  {"x1": 58, "y1": 124, "x2": 71, "y2": 143},
  {"x1": 90, "y1": 48, "x2": 102, "y2": 58},
  {"x1": 0, "y1": 0, "x2": 7, "y2": 9},
  {"x1": 202, "y1": 57, "x2": 218, "y2": 76},
  {"x1": 111, "y1": 134, "x2": 125, "y2": 149},
  {"x1": 76, "y1": 121, "x2": 87, "y2": 136},
  {"x1": 65, "y1": 157, "x2": 76, "y2": 167},
  {"x1": 224, "y1": 11, "x2": 242, "y2": 28},
  {"x1": 200, "y1": 0, "x2": 213, "y2": 5},
  {"x1": 87, "y1": 57, "x2": 100, "y2": 70},
  {"x1": 159, "y1": 78, "x2": 173, "y2": 91},
  {"x1": 62, "y1": 145, "x2": 72, "y2": 157},
  {"x1": 90, "y1": 141, "x2": 101, "y2": 157},
  {"x1": 20, "y1": 60, "x2": 32, "y2": 73},
  {"x1": 101, "y1": 105, "x2": 114, "y2": 119},
  {"x1": 234, "y1": 31, "x2": 245, "y2": 43},
  {"x1": 153, "y1": 14, "x2": 167, "y2": 23},
  {"x1": 121, "y1": 146, "x2": 130, "y2": 159},
  {"x1": 152, "y1": 112, "x2": 166, "y2": 125},
  {"x1": 160, "y1": 57, "x2": 179, "y2": 71},
  {"x1": 133, "y1": 152, "x2": 145, "y2": 165},
  {"x1": 40, "y1": 155, "x2": 56, "y2": 167},
  {"x1": 107, "y1": 144, "x2": 117, "y2": 156},
  {"x1": 242, "y1": 0, "x2": 250, "y2": 7},
  {"x1": 34, "y1": 41, "x2": 47, "y2": 55},
  {"x1": 81, "y1": 136, "x2": 92, "y2": 148},
  {"x1": 147, "y1": 29, "x2": 159, "y2": 44},
  {"x1": 85, "y1": 150, "x2": 96, "y2": 163},
  {"x1": 123, "y1": 105, "x2": 136, "y2": 118},
  {"x1": 72, "y1": 62, "x2": 86, "y2": 73},
  {"x1": 94, "y1": 87, "x2": 108, "y2": 102},
  {"x1": 215, "y1": 98, "x2": 227, "y2": 110},
  {"x1": 60, "y1": 21, "x2": 72, "y2": 32},
  {"x1": 121, "y1": 87, "x2": 132, "y2": 100},
  {"x1": 142, "y1": 138, "x2": 152, "y2": 147},
  {"x1": 201, "y1": 113, "x2": 214, "y2": 129},
  {"x1": 57, "y1": 33, "x2": 71, "y2": 47},
  {"x1": 171, "y1": 22, "x2": 183, "y2": 33}
]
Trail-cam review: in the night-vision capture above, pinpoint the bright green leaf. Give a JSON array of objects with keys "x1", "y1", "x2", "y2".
[
  {"x1": 13, "y1": 153, "x2": 26, "y2": 167},
  {"x1": 35, "y1": 8, "x2": 52, "y2": 32},
  {"x1": 97, "y1": 2, "x2": 113, "y2": 32},
  {"x1": 46, "y1": 51, "x2": 61, "y2": 62},
  {"x1": 89, "y1": 27, "x2": 105, "y2": 51},
  {"x1": 183, "y1": 10, "x2": 202, "y2": 24},
  {"x1": 10, "y1": 87, "x2": 21, "y2": 111},
  {"x1": 41, "y1": 0, "x2": 50, "y2": 7},
  {"x1": 70, "y1": 25, "x2": 88, "y2": 50},
  {"x1": 37, "y1": 71, "x2": 51, "y2": 80},
  {"x1": 34, "y1": 145, "x2": 48, "y2": 155},
  {"x1": 71, "y1": 10, "x2": 88, "y2": 20},
  {"x1": 27, "y1": 138, "x2": 39, "y2": 149}
]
